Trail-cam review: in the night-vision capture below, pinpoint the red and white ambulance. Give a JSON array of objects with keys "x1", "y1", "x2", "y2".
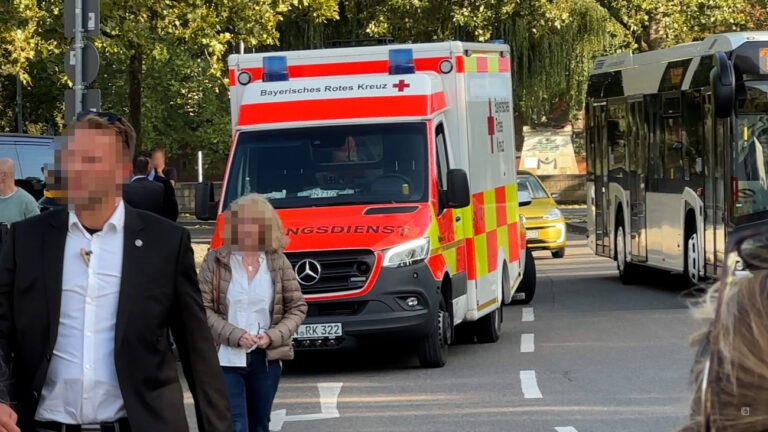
[{"x1": 196, "y1": 41, "x2": 535, "y2": 367}]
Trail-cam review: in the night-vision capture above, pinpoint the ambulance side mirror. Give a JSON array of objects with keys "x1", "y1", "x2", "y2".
[
  {"x1": 518, "y1": 190, "x2": 532, "y2": 207},
  {"x1": 446, "y1": 169, "x2": 470, "y2": 209},
  {"x1": 195, "y1": 181, "x2": 218, "y2": 221}
]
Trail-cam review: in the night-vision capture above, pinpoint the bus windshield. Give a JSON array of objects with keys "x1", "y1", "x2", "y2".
[
  {"x1": 222, "y1": 122, "x2": 429, "y2": 210},
  {"x1": 733, "y1": 81, "x2": 768, "y2": 221}
]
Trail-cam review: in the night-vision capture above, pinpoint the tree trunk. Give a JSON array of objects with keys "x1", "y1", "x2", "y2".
[
  {"x1": 128, "y1": 50, "x2": 143, "y2": 151},
  {"x1": 642, "y1": 11, "x2": 665, "y2": 51}
]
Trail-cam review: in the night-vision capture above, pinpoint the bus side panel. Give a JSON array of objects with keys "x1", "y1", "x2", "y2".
[{"x1": 463, "y1": 70, "x2": 517, "y2": 317}]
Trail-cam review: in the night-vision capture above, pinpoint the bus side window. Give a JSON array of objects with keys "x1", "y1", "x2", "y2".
[
  {"x1": 683, "y1": 91, "x2": 704, "y2": 179},
  {"x1": 607, "y1": 104, "x2": 627, "y2": 172},
  {"x1": 664, "y1": 117, "x2": 684, "y2": 180}
]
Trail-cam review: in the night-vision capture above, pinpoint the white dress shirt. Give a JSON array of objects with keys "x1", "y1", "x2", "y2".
[
  {"x1": 36, "y1": 201, "x2": 127, "y2": 423},
  {"x1": 218, "y1": 253, "x2": 273, "y2": 367}
]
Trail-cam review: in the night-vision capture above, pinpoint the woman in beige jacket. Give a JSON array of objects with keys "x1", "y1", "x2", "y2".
[{"x1": 199, "y1": 193, "x2": 307, "y2": 432}]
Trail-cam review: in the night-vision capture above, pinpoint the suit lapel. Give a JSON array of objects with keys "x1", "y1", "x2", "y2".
[
  {"x1": 44, "y1": 209, "x2": 69, "y2": 350},
  {"x1": 115, "y1": 205, "x2": 144, "y2": 349}
]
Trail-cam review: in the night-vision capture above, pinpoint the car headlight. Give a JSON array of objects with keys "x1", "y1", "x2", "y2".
[
  {"x1": 543, "y1": 208, "x2": 562, "y2": 220},
  {"x1": 383, "y1": 238, "x2": 430, "y2": 268}
]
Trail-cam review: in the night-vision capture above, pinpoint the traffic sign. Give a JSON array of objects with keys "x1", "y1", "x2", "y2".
[
  {"x1": 64, "y1": 0, "x2": 100, "y2": 37},
  {"x1": 65, "y1": 41, "x2": 100, "y2": 85},
  {"x1": 64, "y1": 89, "x2": 101, "y2": 123}
]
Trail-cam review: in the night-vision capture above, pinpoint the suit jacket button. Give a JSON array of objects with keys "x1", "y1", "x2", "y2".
[
  {"x1": 46, "y1": 353, "x2": 52, "y2": 361},
  {"x1": 32, "y1": 391, "x2": 38, "y2": 400}
]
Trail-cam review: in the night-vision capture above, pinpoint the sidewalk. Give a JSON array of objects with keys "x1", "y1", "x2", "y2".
[{"x1": 561, "y1": 206, "x2": 587, "y2": 236}]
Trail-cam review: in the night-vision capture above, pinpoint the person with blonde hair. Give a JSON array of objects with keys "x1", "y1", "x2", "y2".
[
  {"x1": 199, "y1": 193, "x2": 307, "y2": 432},
  {"x1": 682, "y1": 225, "x2": 768, "y2": 432}
]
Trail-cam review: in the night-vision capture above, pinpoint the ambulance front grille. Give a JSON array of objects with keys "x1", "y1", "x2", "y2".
[{"x1": 286, "y1": 250, "x2": 375, "y2": 295}]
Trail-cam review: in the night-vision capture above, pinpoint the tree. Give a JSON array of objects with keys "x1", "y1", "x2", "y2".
[{"x1": 595, "y1": 0, "x2": 747, "y2": 51}]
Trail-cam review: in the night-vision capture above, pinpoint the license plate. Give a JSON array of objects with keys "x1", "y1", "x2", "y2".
[
  {"x1": 526, "y1": 230, "x2": 539, "y2": 239},
  {"x1": 295, "y1": 323, "x2": 343, "y2": 339}
]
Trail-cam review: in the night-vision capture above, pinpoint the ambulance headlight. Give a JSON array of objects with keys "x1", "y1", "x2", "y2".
[
  {"x1": 543, "y1": 209, "x2": 562, "y2": 221},
  {"x1": 389, "y1": 48, "x2": 415, "y2": 75},
  {"x1": 383, "y1": 238, "x2": 430, "y2": 268},
  {"x1": 263, "y1": 56, "x2": 289, "y2": 82}
]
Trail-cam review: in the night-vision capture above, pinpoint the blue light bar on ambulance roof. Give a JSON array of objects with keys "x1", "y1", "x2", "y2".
[
  {"x1": 389, "y1": 49, "x2": 415, "y2": 75},
  {"x1": 263, "y1": 56, "x2": 289, "y2": 82}
]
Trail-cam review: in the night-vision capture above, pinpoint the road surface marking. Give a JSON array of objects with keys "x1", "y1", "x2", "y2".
[
  {"x1": 520, "y1": 370, "x2": 543, "y2": 398},
  {"x1": 555, "y1": 428, "x2": 578, "y2": 432},
  {"x1": 522, "y1": 307, "x2": 535, "y2": 322},
  {"x1": 521, "y1": 333, "x2": 534, "y2": 353},
  {"x1": 270, "y1": 382, "x2": 343, "y2": 431}
]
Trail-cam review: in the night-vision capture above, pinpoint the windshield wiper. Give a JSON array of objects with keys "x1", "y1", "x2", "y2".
[{"x1": 314, "y1": 200, "x2": 397, "y2": 207}]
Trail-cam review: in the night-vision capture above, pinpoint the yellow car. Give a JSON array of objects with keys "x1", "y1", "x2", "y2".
[{"x1": 517, "y1": 171, "x2": 567, "y2": 258}]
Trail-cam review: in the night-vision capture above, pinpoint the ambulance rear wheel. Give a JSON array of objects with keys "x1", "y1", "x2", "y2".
[
  {"x1": 513, "y1": 249, "x2": 536, "y2": 305},
  {"x1": 474, "y1": 305, "x2": 502, "y2": 344},
  {"x1": 417, "y1": 298, "x2": 449, "y2": 368}
]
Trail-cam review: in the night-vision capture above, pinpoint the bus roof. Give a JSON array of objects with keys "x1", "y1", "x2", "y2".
[{"x1": 591, "y1": 32, "x2": 768, "y2": 75}]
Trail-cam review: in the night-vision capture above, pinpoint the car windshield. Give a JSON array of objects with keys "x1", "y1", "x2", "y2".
[
  {"x1": 222, "y1": 122, "x2": 428, "y2": 210},
  {"x1": 732, "y1": 81, "x2": 768, "y2": 222},
  {"x1": 516, "y1": 175, "x2": 549, "y2": 200}
]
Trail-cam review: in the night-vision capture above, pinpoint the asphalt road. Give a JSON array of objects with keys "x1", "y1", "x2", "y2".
[{"x1": 185, "y1": 234, "x2": 700, "y2": 432}]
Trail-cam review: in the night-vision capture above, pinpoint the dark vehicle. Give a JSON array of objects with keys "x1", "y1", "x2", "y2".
[{"x1": 0, "y1": 134, "x2": 55, "y2": 202}]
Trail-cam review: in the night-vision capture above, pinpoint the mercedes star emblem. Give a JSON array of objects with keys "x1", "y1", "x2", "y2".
[{"x1": 296, "y1": 259, "x2": 322, "y2": 285}]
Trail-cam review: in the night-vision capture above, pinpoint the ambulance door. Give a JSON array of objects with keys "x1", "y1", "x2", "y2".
[{"x1": 434, "y1": 119, "x2": 468, "y2": 321}]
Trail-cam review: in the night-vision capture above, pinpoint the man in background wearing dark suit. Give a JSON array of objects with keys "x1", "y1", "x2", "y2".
[
  {"x1": 0, "y1": 112, "x2": 232, "y2": 432},
  {"x1": 122, "y1": 154, "x2": 165, "y2": 218},
  {"x1": 141, "y1": 150, "x2": 179, "y2": 222}
]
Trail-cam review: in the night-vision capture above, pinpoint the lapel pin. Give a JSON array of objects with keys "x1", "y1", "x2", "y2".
[
  {"x1": 135, "y1": 239, "x2": 143, "y2": 247},
  {"x1": 80, "y1": 248, "x2": 92, "y2": 267}
]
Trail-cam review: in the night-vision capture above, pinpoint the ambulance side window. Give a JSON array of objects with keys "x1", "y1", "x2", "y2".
[{"x1": 435, "y1": 123, "x2": 449, "y2": 211}]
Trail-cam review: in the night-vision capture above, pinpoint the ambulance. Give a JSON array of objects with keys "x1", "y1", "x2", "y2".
[{"x1": 196, "y1": 41, "x2": 535, "y2": 367}]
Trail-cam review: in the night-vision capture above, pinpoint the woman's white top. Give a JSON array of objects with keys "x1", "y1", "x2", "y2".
[{"x1": 217, "y1": 252, "x2": 274, "y2": 367}]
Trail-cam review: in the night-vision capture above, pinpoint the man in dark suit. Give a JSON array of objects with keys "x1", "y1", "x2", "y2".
[
  {"x1": 0, "y1": 112, "x2": 232, "y2": 432},
  {"x1": 122, "y1": 155, "x2": 165, "y2": 217},
  {"x1": 140, "y1": 151, "x2": 179, "y2": 222}
]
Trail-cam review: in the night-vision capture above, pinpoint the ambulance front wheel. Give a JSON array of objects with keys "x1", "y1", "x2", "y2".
[
  {"x1": 417, "y1": 298, "x2": 450, "y2": 368},
  {"x1": 513, "y1": 249, "x2": 536, "y2": 305}
]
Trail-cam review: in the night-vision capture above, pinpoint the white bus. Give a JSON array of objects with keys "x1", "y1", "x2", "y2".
[{"x1": 586, "y1": 32, "x2": 768, "y2": 285}]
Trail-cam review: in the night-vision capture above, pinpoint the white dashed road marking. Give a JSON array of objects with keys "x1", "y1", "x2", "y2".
[
  {"x1": 519, "y1": 370, "x2": 543, "y2": 399},
  {"x1": 270, "y1": 382, "x2": 343, "y2": 431},
  {"x1": 522, "y1": 307, "x2": 535, "y2": 322},
  {"x1": 554, "y1": 427, "x2": 579, "y2": 432},
  {"x1": 521, "y1": 333, "x2": 534, "y2": 353}
]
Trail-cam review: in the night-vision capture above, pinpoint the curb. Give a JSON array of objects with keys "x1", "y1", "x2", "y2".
[{"x1": 566, "y1": 222, "x2": 588, "y2": 236}]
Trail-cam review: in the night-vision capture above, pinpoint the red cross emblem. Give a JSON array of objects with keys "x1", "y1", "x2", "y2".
[
  {"x1": 487, "y1": 99, "x2": 496, "y2": 154},
  {"x1": 393, "y1": 79, "x2": 410, "y2": 92}
]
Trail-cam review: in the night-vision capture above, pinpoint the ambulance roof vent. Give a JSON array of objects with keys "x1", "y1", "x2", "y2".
[
  {"x1": 389, "y1": 49, "x2": 415, "y2": 75},
  {"x1": 263, "y1": 56, "x2": 289, "y2": 82}
]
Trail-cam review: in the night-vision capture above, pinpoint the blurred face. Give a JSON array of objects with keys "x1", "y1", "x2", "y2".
[
  {"x1": 229, "y1": 204, "x2": 262, "y2": 252},
  {"x1": 63, "y1": 127, "x2": 130, "y2": 206},
  {"x1": 151, "y1": 150, "x2": 165, "y2": 169}
]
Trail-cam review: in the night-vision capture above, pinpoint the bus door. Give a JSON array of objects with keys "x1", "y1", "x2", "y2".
[
  {"x1": 704, "y1": 97, "x2": 728, "y2": 276},
  {"x1": 592, "y1": 102, "x2": 610, "y2": 257},
  {"x1": 628, "y1": 100, "x2": 648, "y2": 262}
]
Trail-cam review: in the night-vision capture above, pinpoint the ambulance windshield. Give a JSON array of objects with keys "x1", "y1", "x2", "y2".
[{"x1": 222, "y1": 122, "x2": 429, "y2": 209}]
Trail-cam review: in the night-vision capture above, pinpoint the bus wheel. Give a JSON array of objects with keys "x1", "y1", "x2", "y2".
[
  {"x1": 512, "y1": 248, "x2": 536, "y2": 304},
  {"x1": 417, "y1": 298, "x2": 450, "y2": 368},
  {"x1": 475, "y1": 304, "x2": 502, "y2": 343},
  {"x1": 616, "y1": 224, "x2": 638, "y2": 285},
  {"x1": 684, "y1": 229, "x2": 701, "y2": 288}
]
